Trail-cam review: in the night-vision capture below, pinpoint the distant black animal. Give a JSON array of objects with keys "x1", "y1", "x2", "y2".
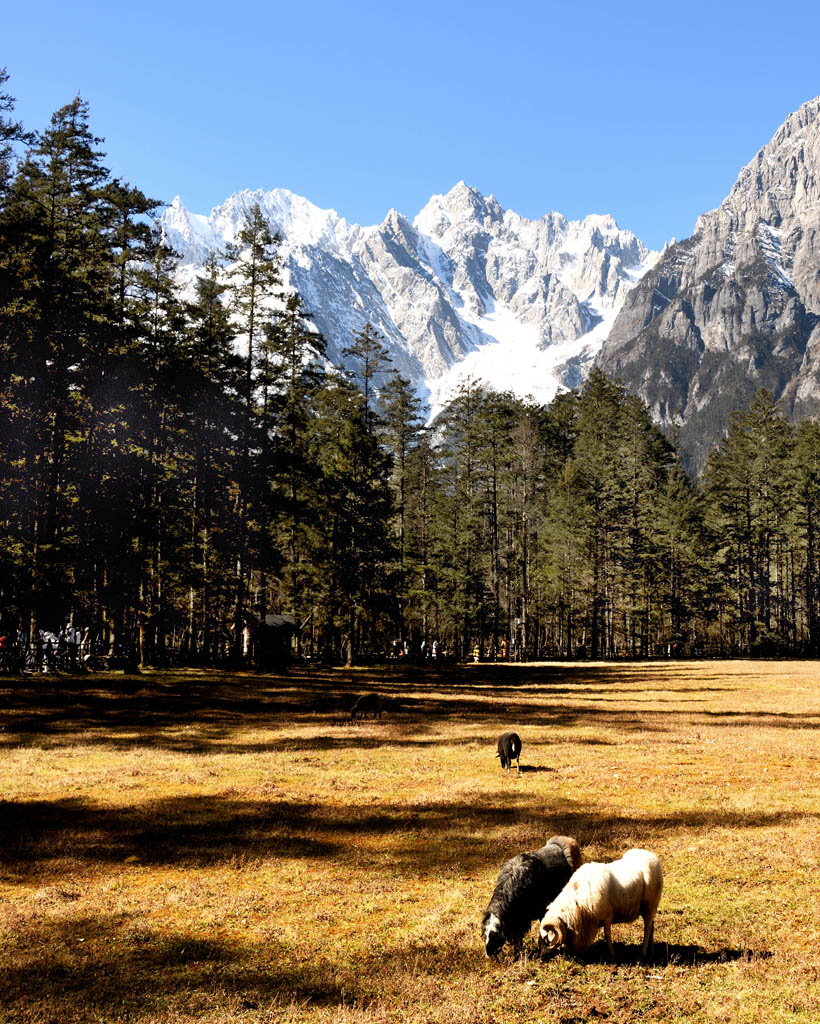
[
  {"x1": 496, "y1": 731, "x2": 522, "y2": 773},
  {"x1": 350, "y1": 692, "x2": 384, "y2": 720},
  {"x1": 481, "y1": 835, "x2": 582, "y2": 957}
]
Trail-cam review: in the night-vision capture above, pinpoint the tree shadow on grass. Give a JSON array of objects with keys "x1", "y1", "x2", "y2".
[
  {"x1": 0, "y1": 906, "x2": 782, "y2": 1024},
  {"x1": 0, "y1": 913, "x2": 483, "y2": 1022},
  {"x1": 2, "y1": 667, "x2": 817, "y2": 755},
  {"x1": 0, "y1": 681, "x2": 632, "y2": 753},
  {"x1": 3, "y1": 791, "x2": 818, "y2": 885},
  {"x1": 0, "y1": 916, "x2": 333, "y2": 1020}
]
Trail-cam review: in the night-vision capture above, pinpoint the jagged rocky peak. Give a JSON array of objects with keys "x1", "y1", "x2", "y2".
[
  {"x1": 216, "y1": 187, "x2": 359, "y2": 252},
  {"x1": 159, "y1": 182, "x2": 657, "y2": 416},
  {"x1": 162, "y1": 196, "x2": 217, "y2": 265},
  {"x1": 715, "y1": 96, "x2": 820, "y2": 226},
  {"x1": 597, "y1": 95, "x2": 820, "y2": 473},
  {"x1": 415, "y1": 181, "x2": 504, "y2": 238}
]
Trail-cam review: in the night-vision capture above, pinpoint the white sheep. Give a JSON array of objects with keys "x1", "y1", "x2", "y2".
[{"x1": 538, "y1": 848, "x2": 663, "y2": 962}]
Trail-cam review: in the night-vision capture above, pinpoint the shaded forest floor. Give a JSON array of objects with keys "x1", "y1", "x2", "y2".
[{"x1": 1, "y1": 660, "x2": 819, "y2": 1023}]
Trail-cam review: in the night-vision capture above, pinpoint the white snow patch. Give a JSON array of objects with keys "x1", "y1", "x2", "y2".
[
  {"x1": 624, "y1": 249, "x2": 660, "y2": 280},
  {"x1": 427, "y1": 301, "x2": 620, "y2": 418},
  {"x1": 757, "y1": 222, "x2": 793, "y2": 287}
]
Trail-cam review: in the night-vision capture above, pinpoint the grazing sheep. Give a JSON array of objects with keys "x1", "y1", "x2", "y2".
[
  {"x1": 496, "y1": 731, "x2": 522, "y2": 773},
  {"x1": 538, "y1": 848, "x2": 663, "y2": 962},
  {"x1": 481, "y1": 835, "x2": 582, "y2": 957},
  {"x1": 350, "y1": 692, "x2": 384, "y2": 720}
]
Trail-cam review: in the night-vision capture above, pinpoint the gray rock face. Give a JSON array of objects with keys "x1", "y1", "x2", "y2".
[
  {"x1": 597, "y1": 96, "x2": 820, "y2": 471},
  {"x1": 159, "y1": 182, "x2": 656, "y2": 412}
]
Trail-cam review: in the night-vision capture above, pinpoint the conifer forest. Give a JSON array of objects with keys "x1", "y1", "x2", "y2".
[{"x1": 3, "y1": 76, "x2": 820, "y2": 667}]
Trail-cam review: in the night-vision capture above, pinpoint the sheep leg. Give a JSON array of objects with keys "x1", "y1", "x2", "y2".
[
  {"x1": 640, "y1": 915, "x2": 655, "y2": 962},
  {"x1": 603, "y1": 921, "x2": 615, "y2": 961}
]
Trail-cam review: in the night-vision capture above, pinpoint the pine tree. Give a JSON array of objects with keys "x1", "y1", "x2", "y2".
[
  {"x1": 791, "y1": 420, "x2": 820, "y2": 652},
  {"x1": 223, "y1": 202, "x2": 283, "y2": 655},
  {"x1": 310, "y1": 372, "x2": 394, "y2": 663},
  {"x1": 534, "y1": 390, "x2": 580, "y2": 656},
  {"x1": 541, "y1": 457, "x2": 589, "y2": 657},
  {"x1": 261, "y1": 292, "x2": 327, "y2": 632},
  {"x1": 74, "y1": 179, "x2": 160, "y2": 652},
  {"x1": 343, "y1": 323, "x2": 394, "y2": 429},
  {"x1": 703, "y1": 390, "x2": 795, "y2": 653},
  {"x1": 571, "y1": 370, "x2": 630, "y2": 657},
  {"x1": 403, "y1": 428, "x2": 441, "y2": 645},
  {"x1": 475, "y1": 391, "x2": 519, "y2": 658},
  {"x1": 0, "y1": 96, "x2": 114, "y2": 636},
  {"x1": 129, "y1": 233, "x2": 190, "y2": 663},
  {"x1": 654, "y1": 460, "x2": 709, "y2": 651},
  {"x1": 0, "y1": 67, "x2": 32, "y2": 201},
  {"x1": 180, "y1": 253, "x2": 243, "y2": 660},
  {"x1": 435, "y1": 378, "x2": 491, "y2": 657},
  {"x1": 379, "y1": 373, "x2": 424, "y2": 636},
  {"x1": 504, "y1": 401, "x2": 546, "y2": 657}
]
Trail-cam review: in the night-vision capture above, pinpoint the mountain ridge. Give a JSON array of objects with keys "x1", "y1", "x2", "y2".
[
  {"x1": 597, "y1": 95, "x2": 820, "y2": 470},
  {"x1": 159, "y1": 94, "x2": 820, "y2": 461},
  {"x1": 160, "y1": 181, "x2": 658, "y2": 414}
]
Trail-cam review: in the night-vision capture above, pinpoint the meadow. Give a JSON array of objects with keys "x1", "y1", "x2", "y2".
[{"x1": 1, "y1": 660, "x2": 819, "y2": 1023}]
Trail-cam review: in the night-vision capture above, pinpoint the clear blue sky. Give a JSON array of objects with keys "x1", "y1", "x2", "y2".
[{"x1": 5, "y1": 0, "x2": 820, "y2": 251}]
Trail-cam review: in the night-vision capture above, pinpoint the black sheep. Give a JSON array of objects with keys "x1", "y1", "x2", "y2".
[
  {"x1": 350, "y1": 692, "x2": 384, "y2": 720},
  {"x1": 481, "y1": 835, "x2": 582, "y2": 957},
  {"x1": 496, "y1": 731, "x2": 521, "y2": 773}
]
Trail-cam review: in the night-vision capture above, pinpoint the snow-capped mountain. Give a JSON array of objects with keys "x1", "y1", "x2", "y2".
[
  {"x1": 597, "y1": 96, "x2": 820, "y2": 470},
  {"x1": 160, "y1": 182, "x2": 658, "y2": 415}
]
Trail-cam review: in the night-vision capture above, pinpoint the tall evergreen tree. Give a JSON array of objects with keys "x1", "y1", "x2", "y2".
[
  {"x1": 403, "y1": 428, "x2": 441, "y2": 644},
  {"x1": 310, "y1": 372, "x2": 394, "y2": 663},
  {"x1": 129, "y1": 234, "x2": 190, "y2": 663},
  {"x1": 503, "y1": 401, "x2": 546, "y2": 657},
  {"x1": 223, "y1": 202, "x2": 283, "y2": 653},
  {"x1": 379, "y1": 373, "x2": 424, "y2": 634},
  {"x1": 791, "y1": 420, "x2": 820, "y2": 653},
  {"x1": 0, "y1": 67, "x2": 31, "y2": 201},
  {"x1": 704, "y1": 390, "x2": 795, "y2": 653},
  {"x1": 75, "y1": 179, "x2": 160, "y2": 651},
  {"x1": 261, "y1": 292, "x2": 327, "y2": 629},
  {"x1": 343, "y1": 323, "x2": 394, "y2": 429},
  {"x1": 0, "y1": 96, "x2": 113, "y2": 635},
  {"x1": 180, "y1": 253, "x2": 243, "y2": 659},
  {"x1": 435, "y1": 378, "x2": 490, "y2": 656}
]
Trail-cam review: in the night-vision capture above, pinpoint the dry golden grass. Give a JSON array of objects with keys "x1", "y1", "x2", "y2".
[{"x1": 1, "y1": 659, "x2": 820, "y2": 1023}]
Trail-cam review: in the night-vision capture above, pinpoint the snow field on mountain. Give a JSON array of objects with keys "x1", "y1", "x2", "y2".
[{"x1": 426, "y1": 301, "x2": 619, "y2": 417}]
